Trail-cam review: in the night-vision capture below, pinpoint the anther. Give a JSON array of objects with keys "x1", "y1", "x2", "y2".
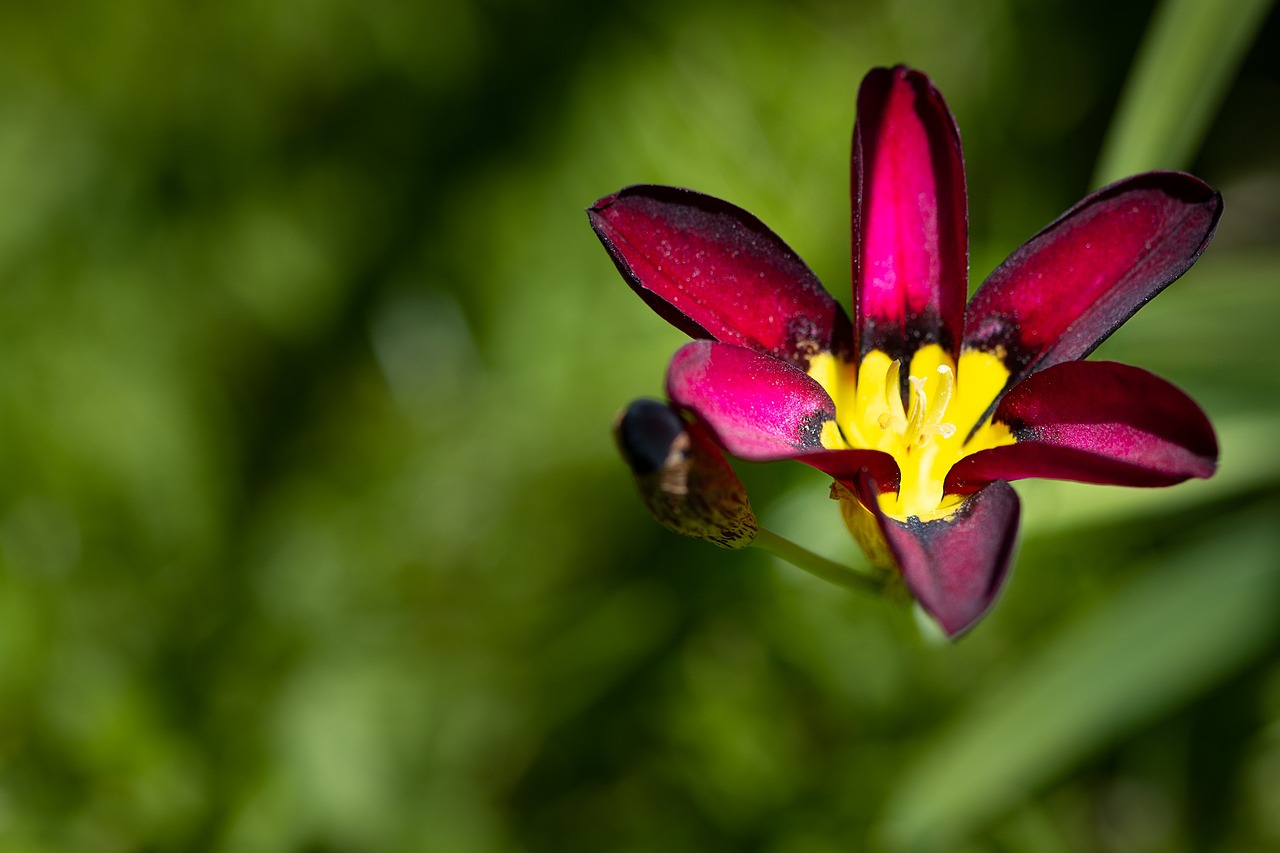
[
  {"x1": 893, "y1": 363, "x2": 960, "y2": 447},
  {"x1": 911, "y1": 364, "x2": 957, "y2": 446}
]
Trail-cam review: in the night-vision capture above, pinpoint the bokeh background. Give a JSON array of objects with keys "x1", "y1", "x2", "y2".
[{"x1": 0, "y1": 0, "x2": 1277, "y2": 850}]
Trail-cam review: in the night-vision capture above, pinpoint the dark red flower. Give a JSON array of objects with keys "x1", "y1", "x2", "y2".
[{"x1": 590, "y1": 66, "x2": 1221, "y2": 636}]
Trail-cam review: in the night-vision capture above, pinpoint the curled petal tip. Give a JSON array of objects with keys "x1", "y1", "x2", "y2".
[{"x1": 587, "y1": 189, "x2": 621, "y2": 211}]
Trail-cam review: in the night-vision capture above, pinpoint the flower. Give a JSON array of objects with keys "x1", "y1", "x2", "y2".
[{"x1": 589, "y1": 65, "x2": 1221, "y2": 637}]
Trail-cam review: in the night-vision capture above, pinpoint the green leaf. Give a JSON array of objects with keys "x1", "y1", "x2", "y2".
[{"x1": 1093, "y1": 0, "x2": 1274, "y2": 185}]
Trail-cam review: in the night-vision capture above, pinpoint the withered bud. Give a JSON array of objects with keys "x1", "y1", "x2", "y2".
[{"x1": 613, "y1": 399, "x2": 757, "y2": 549}]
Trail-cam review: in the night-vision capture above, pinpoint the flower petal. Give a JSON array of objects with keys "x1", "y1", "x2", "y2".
[
  {"x1": 858, "y1": 473, "x2": 1020, "y2": 638},
  {"x1": 589, "y1": 185, "x2": 852, "y2": 367},
  {"x1": 852, "y1": 66, "x2": 967, "y2": 364},
  {"x1": 946, "y1": 361, "x2": 1218, "y2": 491},
  {"x1": 799, "y1": 448, "x2": 901, "y2": 493},
  {"x1": 666, "y1": 340, "x2": 836, "y2": 460},
  {"x1": 963, "y1": 172, "x2": 1222, "y2": 384}
]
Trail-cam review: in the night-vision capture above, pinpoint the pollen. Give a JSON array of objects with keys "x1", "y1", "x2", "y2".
[{"x1": 808, "y1": 344, "x2": 1015, "y2": 521}]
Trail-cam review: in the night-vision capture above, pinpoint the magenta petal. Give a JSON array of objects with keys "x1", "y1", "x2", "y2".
[
  {"x1": 964, "y1": 172, "x2": 1222, "y2": 383},
  {"x1": 798, "y1": 448, "x2": 901, "y2": 493},
  {"x1": 858, "y1": 474, "x2": 1019, "y2": 638},
  {"x1": 666, "y1": 340, "x2": 835, "y2": 461},
  {"x1": 852, "y1": 66, "x2": 967, "y2": 363},
  {"x1": 589, "y1": 185, "x2": 852, "y2": 367},
  {"x1": 946, "y1": 361, "x2": 1218, "y2": 491}
]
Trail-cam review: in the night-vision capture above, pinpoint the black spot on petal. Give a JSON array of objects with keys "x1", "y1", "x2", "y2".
[{"x1": 796, "y1": 410, "x2": 832, "y2": 450}]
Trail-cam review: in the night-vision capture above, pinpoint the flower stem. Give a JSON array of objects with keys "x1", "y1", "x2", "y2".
[{"x1": 752, "y1": 527, "x2": 888, "y2": 595}]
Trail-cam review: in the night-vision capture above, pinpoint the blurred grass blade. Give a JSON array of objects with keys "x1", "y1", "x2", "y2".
[
  {"x1": 1093, "y1": 0, "x2": 1273, "y2": 186},
  {"x1": 877, "y1": 513, "x2": 1280, "y2": 851}
]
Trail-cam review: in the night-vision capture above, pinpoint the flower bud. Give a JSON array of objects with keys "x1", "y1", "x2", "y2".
[{"x1": 614, "y1": 399, "x2": 757, "y2": 549}]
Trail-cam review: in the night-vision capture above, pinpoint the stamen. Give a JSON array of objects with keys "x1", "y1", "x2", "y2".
[
  {"x1": 825, "y1": 344, "x2": 1016, "y2": 522},
  {"x1": 921, "y1": 365, "x2": 957, "y2": 443},
  {"x1": 877, "y1": 359, "x2": 908, "y2": 433},
  {"x1": 872, "y1": 358, "x2": 958, "y2": 448},
  {"x1": 903, "y1": 375, "x2": 928, "y2": 445},
  {"x1": 905, "y1": 364, "x2": 958, "y2": 447}
]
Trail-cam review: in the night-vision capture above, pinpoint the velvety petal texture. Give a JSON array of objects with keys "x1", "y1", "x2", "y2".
[
  {"x1": 964, "y1": 172, "x2": 1222, "y2": 384},
  {"x1": 589, "y1": 185, "x2": 852, "y2": 366},
  {"x1": 947, "y1": 361, "x2": 1218, "y2": 490},
  {"x1": 852, "y1": 66, "x2": 967, "y2": 363},
  {"x1": 860, "y1": 474, "x2": 1020, "y2": 637},
  {"x1": 666, "y1": 341, "x2": 835, "y2": 460}
]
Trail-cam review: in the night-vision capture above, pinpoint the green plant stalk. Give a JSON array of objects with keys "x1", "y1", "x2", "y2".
[{"x1": 753, "y1": 526, "x2": 888, "y2": 594}]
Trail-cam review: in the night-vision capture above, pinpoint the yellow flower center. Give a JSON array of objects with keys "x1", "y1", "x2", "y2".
[{"x1": 807, "y1": 344, "x2": 1016, "y2": 521}]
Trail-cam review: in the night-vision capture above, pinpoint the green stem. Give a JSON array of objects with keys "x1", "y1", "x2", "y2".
[{"x1": 752, "y1": 527, "x2": 887, "y2": 595}]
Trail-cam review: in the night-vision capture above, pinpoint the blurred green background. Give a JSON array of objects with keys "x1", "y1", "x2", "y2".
[{"x1": 0, "y1": 0, "x2": 1277, "y2": 850}]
